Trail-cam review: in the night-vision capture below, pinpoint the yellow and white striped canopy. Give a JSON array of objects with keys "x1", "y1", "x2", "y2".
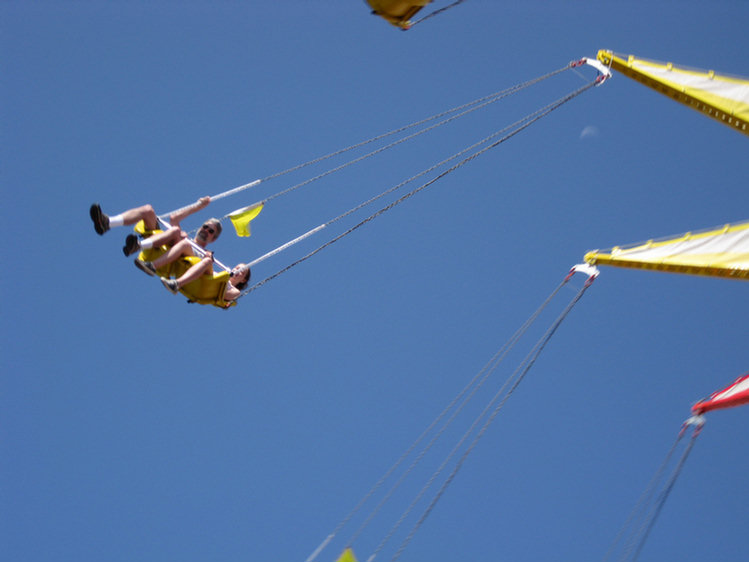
[
  {"x1": 584, "y1": 221, "x2": 749, "y2": 280},
  {"x1": 597, "y1": 50, "x2": 749, "y2": 136}
]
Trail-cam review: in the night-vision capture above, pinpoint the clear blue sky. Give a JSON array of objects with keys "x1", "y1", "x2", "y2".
[{"x1": 2, "y1": 2, "x2": 747, "y2": 561}]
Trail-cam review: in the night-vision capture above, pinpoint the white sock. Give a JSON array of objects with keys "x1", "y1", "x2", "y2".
[
  {"x1": 109, "y1": 214, "x2": 125, "y2": 227},
  {"x1": 139, "y1": 238, "x2": 154, "y2": 250}
]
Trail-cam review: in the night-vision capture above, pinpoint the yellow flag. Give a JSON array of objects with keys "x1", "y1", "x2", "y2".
[
  {"x1": 228, "y1": 203, "x2": 264, "y2": 237},
  {"x1": 336, "y1": 548, "x2": 359, "y2": 562}
]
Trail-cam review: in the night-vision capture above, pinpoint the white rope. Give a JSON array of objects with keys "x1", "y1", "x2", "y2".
[
  {"x1": 210, "y1": 179, "x2": 261, "y2": 202},
  {"x1": 242, "y1": 74, "x2": 601, "y2": 296},
  {"x1": 247, "y1": 224, "x2": 326, "y2": 269},
  {"x1": 605, "y1": 421, "x2": 702, "y2": 562},
  {"x1": 306, "y1": 276, "x2": 574, "y2": 562},
  {"x1": 389, "y1": 279, "x2": 594, "y2": 562},
  {"x1": 177, "y1": 64, "x2": 574, "y2": 228},
  {"x1": 258, "y1": 68, "x2": 564, "y2": 207},
  {"x1": 305, "y1": 535, "x2": 335, "y2": 562}
]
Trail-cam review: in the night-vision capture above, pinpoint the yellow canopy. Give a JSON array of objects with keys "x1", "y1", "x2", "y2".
[
  {"x1": 597, "y1": 50, "x2": 749, "y2": 136},
  {"x1": 584, "y1": 221, "x2": 749, "y2": 280},
  {"x1": 365, "y1": 0, "x2": 432, "y2": 29},
  {"x1": 335, "y1": 548, "x2": 359, "y2": 562}
]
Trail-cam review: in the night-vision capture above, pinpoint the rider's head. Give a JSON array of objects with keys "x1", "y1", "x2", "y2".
[
  {"x1": 196, "y1": 218, "x2": 222, "y2": 245},
  {"x1": 230, "y1": 263, "x2": 251, "y2": 290}
]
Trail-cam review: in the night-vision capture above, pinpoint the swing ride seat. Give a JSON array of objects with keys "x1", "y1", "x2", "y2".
[
  {"x1": 133, "y1": 220, "x2": 196, "y2": 279},
  {"x1": 365, "y1": 0, "x2": 432, "y2": 29},
  {"x1": 132, "y1": 221, "x2": 236, "y2": 307},
  {"x1": 133, "y1": 220, "x2": 174, "y2": 278},
  {"x1": 171, "y1": 256, "x2": 237, "y2": 309}
]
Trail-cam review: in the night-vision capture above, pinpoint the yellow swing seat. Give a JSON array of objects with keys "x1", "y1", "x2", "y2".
[
  {"x1": 133, "y1": 220, "x2": 175, "y2": 278},
  {"x1": 132, "y1": 221, "x2": 237, "y2": 308},
  {"x1": 365, "y1": 0, "x2": 432, "y2": 29},
  {"x1": 171, "y1": 256, "x2": 237, "y2": 309}
]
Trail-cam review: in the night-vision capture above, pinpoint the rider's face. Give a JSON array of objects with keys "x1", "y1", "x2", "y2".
[{"x1": 196, "y1": 222, "x2": 217, "y2": 244}]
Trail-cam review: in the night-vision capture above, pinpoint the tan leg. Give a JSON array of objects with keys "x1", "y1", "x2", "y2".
[
  {"x1": 175, "y1": 257, "x2": 214, "y2": 288},
  {"x1": 151, "y1": 237, "x2": 193, "y2": 269},
  {"x1": 120, "y1": 204, "x2": 158, "y2": 230}
]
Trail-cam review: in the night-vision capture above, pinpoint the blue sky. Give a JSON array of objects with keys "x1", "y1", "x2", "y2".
[{"x1": 2, "y1": 2, "x2": 747, "y2": 561}]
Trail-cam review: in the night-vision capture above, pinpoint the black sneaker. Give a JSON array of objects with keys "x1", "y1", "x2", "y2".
[
  {"x1": 89, "y1": 203, "x2": 110, "y2": 235},
  {"x1": 134, "y1": 259, "x2": 157, "y2": 276},
  {"x1": 161, "y1": 277, "x2": 179, "y2": 294},
  {"x1": 122, "y1": 234, "x2": 140, "y2": 256}
]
